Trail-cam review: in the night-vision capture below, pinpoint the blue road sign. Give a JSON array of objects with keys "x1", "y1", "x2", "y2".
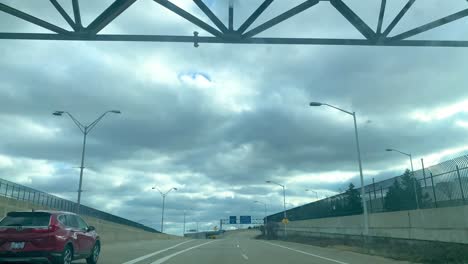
[
  {"x1": 240, "y1": 216, "x2": 251, "y2": 224},
  {"x1": 229, "y1": 216, "x2": 237, "y2": 224}
]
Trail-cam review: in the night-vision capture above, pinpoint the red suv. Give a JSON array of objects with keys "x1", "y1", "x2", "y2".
[{"x1": 0, "y1": 210, "x2": 100, "y2": 264}]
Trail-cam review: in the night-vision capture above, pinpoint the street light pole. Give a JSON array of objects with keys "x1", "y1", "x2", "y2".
[
  {"x1": 183, "y1": 210, "x2": 186, "y2": 236},
  {"x1": 386, "y1": 148, "x2": 419, "y2": 209},
  {"x1": 161, "y1": 195, "x2": 166, "y2": 233},
  {"x1": 352, "y1": 111, "x2": 369, "y2": 235},
  {"x1": 153, "y1": 187, "x2": 177, "y2": 233},
  {"x1": 309, "y1": 102, "x2": 369, "y2": 235},
  {"x1": 305, "y1": 189, "x2": 319, "y2": 200},
  {"x1": 283, "y1": 187, "x2": 286, "y2": 218},
  {"x1": 266, "y1": 180, "x2": 287, "y2": 238},
  {"x1": 77, "y1": 129, "x2": 87, "y2": 210},
  {"x1": 53, "y1": 110, "x2": 121, "y2": 213}
]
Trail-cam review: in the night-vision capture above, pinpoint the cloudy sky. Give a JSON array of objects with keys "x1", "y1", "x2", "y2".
[{"x1": 1, "y1": 0, "x2": 468, "y2": 235}]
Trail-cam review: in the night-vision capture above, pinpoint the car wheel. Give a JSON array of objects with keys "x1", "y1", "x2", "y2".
[
  {"x1": 86, "y1": 242, "x2": 100, "y2": 264},
  {"x1": 53, "y1": 245, "x2": 73, "y2": 264}
]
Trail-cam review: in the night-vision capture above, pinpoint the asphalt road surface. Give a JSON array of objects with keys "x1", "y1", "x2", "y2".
[{"x1": 76, "y1": 231, "x2": 413, "y2": 264}]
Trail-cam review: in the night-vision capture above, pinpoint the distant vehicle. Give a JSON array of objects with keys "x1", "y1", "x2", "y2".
[{"x1": 0, "y1": 210, "x2": 100, "y2": 264}]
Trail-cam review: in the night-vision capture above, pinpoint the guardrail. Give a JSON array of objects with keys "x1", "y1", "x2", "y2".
[{"x1": 0, "y1": 178, "x2": 159, "y2": 233}]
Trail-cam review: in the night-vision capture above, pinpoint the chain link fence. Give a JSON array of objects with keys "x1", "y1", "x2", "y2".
[
  {"x1": 268, "y1": 155, "x2": 468, "y2": 222},
  {"x1": 0, "y1": 178, "x2": 159, "y2": 233}
]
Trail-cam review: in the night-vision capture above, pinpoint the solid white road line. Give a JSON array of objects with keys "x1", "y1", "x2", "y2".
[
  {"x1": 264, "y1": 241, "x2": 349, "y2": 264},
  {"x1": 122, "y1": 240, "x2": 194, "y2": 264},
  {"x1": 150, "y1": 240, "x2": 217, "y2": 264},
  {"x1": 241, "y1": 253, "x2": 249, "y2": 260}
]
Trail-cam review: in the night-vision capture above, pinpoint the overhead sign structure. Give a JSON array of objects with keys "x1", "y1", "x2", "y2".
[
  {"x1": 240, "y1": 216, "x2": 252, "y2": 225},
  {"x1": 0, "y1": 0, "x2": 467, "y2": 47},
  {"x1": 222, "y1": 217, "x2": 264, "y2": 225},
  {"x1": 229, "y1": 216, "x2": 237, "y2": 224}
]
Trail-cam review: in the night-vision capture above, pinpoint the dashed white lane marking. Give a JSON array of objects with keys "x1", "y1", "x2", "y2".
[
  {"x1": 263, "y1": 241, "x2": 349, "y2": 264},
  {"x1": 122, "y1": 240, "x2": 193, "y2": 264},
  {"x1": 150, "y1": 240, "x2": 217, "y2": 264},
  {"x1": 241, "y1": 253, "x2": 249, "y2": 260}
]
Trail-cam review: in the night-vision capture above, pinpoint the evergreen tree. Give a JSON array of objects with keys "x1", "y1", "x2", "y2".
[
  {"x1": 344, "y1": 183, "x2": 363, "y2": 213},
  {"x1": 384, "y1": 176, "x2": 404, "y2": 211},
  {"x1": 385, "y1": 169, "x2": 430, "y2": 211}
]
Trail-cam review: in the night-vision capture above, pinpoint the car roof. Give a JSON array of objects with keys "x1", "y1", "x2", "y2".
[{"x1": 35, "y1": 210, "x2": 77, "y2": 215}]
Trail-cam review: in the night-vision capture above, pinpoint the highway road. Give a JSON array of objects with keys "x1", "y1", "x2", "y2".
[{"x1": 76, "y1": 231, "x2": 413, "y2": 264}]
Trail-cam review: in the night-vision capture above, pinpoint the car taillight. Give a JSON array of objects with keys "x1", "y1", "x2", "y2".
[
  {"x1": 30, "y1": 225, "x2": 59, "y2": 233},
  {"x1": 31, "y1": 227, "x2": 51, "y2": 233},
  {"x1": 46, "y1": 216, "x2": 60, "y2": 233},
  {"x1": 48, "y1": 224, "x2": 60, "y2": 232},
  {"x1": 31, "y1": 225, "x2": 60, "y2": 233},
  {"x1": 0, "y1": 228, "x2": 16, "y2": 234}
]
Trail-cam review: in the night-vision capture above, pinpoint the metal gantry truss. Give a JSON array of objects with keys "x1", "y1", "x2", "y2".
[{"x1": 1, "y1": 0, "x2": 468, "y2": 47}]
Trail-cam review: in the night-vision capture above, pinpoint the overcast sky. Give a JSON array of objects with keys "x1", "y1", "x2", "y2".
[{"x1": 1, "y1": 0, "x2": 468, "y2": 235}]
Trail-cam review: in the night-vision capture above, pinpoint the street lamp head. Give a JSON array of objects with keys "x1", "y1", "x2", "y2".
[
  {"x1": 309, "y1": 102, "x2": 323, "y2": 107},
  {"x1": 152, "y1": 187, "x2": 156, "y2": 189},
  {"x1": 173, "y1": 188, "x2": 178, "y2": 191},
  {"x1": 52, "y1": 111, "x2": 64, "y2": 116},
  {"x1": 110, "y1": 110, "x2": 121, "y2": 114},
  {"x1": 386, "y1": 149, "x2": 393, "y2": 152}
]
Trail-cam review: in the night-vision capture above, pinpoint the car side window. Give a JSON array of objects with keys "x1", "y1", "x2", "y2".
[
  {"x1": 65, "y1": 215, "x2": 79, "y2": 229},
  {"x1": 76, "y1": 216, "x2": 88, "y2": 231},
  {"x1": 58, "y1": 215, "x2": 68, "y2": 226}
]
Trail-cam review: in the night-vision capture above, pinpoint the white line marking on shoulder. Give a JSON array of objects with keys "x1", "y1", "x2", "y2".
[
  {"x1": 122, "y1": 240, "x2": 193, "y2": 264},
  {"x1": 263, "y1": 241, "x2": 349, "y2": 264},
  {"x1": 150, "y1": 240, "x2": 218, "y2": 264}
]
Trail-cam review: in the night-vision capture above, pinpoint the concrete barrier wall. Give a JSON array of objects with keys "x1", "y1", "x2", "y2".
[
  {"x1": 282, "y1": 204, "x2": 468, "y2": 244},
  {"x1": 0, "y1": 195, "x2": 174, "y2": 244}
]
